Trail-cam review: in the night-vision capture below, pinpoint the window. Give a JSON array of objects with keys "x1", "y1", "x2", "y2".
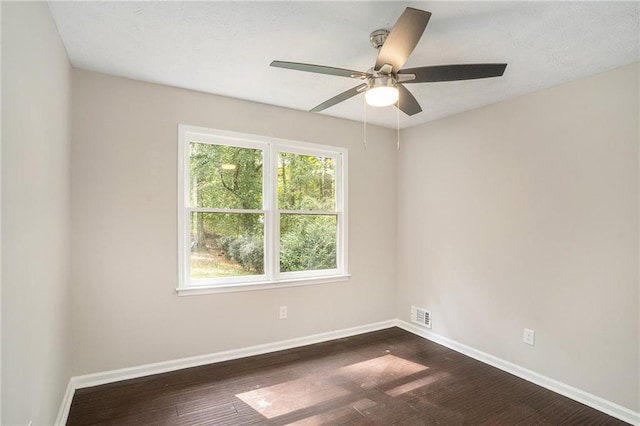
[{"x1": 178, "y1": 125, "x2": 348, "y2": 294}]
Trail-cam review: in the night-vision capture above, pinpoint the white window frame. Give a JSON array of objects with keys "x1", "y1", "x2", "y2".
[{"x1": 177, "y1": 125, "x2": 349, "y2": 295}]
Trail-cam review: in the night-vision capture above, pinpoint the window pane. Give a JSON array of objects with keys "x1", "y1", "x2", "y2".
[
  {"x1": 280, "y1": 214, "x2": 337, "y2": 272},
  {"x1": 190, "y1": 212, "x2": 264, "y2": 279},
  {"x1": 190, "y1": 142, "x2": 263, "y2": 209},
  {"x1": 278, "y1": 152, "x2": 335, "y2": 210}
]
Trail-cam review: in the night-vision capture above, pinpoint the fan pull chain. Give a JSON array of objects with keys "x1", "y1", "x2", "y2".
[
  {"x1": 363, "y1": 95, "x2": 368, "y2": 150},
  {"x1": 397, "y1": 103, "x2": 400, "y2": 150}
]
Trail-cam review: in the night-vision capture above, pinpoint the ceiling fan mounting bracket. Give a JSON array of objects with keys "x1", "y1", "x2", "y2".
[{"x1": 369, "y1": 29, "x2": 390, "y2": 49}]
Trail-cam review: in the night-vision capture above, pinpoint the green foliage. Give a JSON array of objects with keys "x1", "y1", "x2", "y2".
[
  {"x1": 190, "y1": 142, "x2": 263, "y2": 210},
  {"x1": 278, "y1": 153, "x2": 335, "y2": 210},
  {"x1": 190, "y1": 142, "x2": 264, "y2": 258},
  {"x1": 190, "y1": 143, "x2": 338, "y2": 277},
  {"x1": 280, "y1": 214, "x2": 337, "y2": 272},
  {"x1": 217, "y1": 236, "x2": 233, "y2": 253},
  {"x1": 227, "y1": 237, "x2": 264, "y2": 273},
  {"x1": 277, "y1": 153, "x2": 337, "y2": 272}
]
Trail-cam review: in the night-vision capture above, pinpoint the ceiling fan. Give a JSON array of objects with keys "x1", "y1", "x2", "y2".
[{"x1": 270, "y1": 7, "x2": 507, "y2": 116}]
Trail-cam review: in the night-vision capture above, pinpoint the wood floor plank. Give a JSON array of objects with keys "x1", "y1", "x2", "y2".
[
  {"x1": 66, "y1": 327, "x2": 630, "y2": 426},
  {"x1": 476, "y1": 402, "x2": 538, "y2": 425}
]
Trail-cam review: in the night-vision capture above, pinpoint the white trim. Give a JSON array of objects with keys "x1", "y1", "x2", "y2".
[
  {"x1": 55, "y1": 320, "x2": 639, "y2": 426},
  {"x1": 180, "y1": 124, "x2": 344, "y2": 155},
  {"x1": 78, "y1": 320, "x2": 395, "y2": 388},
  {"x1": 177, "y1": 274, "x2": 351, "y2": 296},
  {"x1": 177, "y1": 125, "x2": 188, "y2": 289},
  {"x1": 54, "y1": 320, "x2": 395, "y2": 425},
  {"x1": 54, "y1": 380, "x2": 75, "y2": 426},
  {"x1": 338, "y1": 151, "x2": 348, "y2": 274},
  {"x1": 278, "y1": 209, "x2": 339, "y2": 215},
  {"x1": 396, "y1": 320, "x2": 640, "y2": 426},
  {"x1": 178, "y1": 124, "x2": 348, "y2": 291},
  {"x1": 190, "y1": 208, "x2": 268, "y2": 214}
]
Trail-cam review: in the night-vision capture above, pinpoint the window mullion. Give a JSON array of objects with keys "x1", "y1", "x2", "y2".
[
  {"x1": 265, "y1": 143, "x2": 278, "y2": 281},
  {"x1": 189, "y1": 207, "x2": 267, "y2": 214}
]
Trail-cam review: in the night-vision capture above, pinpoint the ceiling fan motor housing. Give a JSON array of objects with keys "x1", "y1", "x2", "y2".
[{"x1": 367, "y1": 74, "x2": 396, "y2": 90}]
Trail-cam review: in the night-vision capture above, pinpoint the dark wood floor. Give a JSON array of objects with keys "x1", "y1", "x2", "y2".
[{"x1": 67, "y1": 327, "x2": 628, "y2": 425}]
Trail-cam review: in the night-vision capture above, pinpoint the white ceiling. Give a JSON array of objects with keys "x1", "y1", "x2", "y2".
[{"x1": 48, "y1": 1, "x2": 639, "y2": 129}]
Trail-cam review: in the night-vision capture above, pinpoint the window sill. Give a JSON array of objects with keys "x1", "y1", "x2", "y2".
[{"x1": 176, "y1": 274, "x2": 351, "y2": 296}]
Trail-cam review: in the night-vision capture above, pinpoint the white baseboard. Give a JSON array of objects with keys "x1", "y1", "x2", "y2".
[
  {"x1": 56, "y1": 319, "x2": 639, "y2": 426},
  {"x1": 54, "y1": 320, "x2": 396, "y2": 425},
  {"x1": 54, "y1": 379, "x2": 75, "y2": 426},
  {"x1": 395, "y1": 319, "x2": 640, "y2": 426}
]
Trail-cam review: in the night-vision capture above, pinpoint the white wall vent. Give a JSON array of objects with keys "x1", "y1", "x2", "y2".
[{"x1": 411, "y1": 306, "x2": 432, "y2": 328}]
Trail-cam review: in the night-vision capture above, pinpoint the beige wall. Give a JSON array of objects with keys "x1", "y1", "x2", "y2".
[
  {"x1": 71, "y1": 69, "x2": 398, "y2": 375},
  {"x1": 397, "y1": 63, "x2": 639, "y2": 411},
  {"x1": 3, "y1": 3, "x2": 636, "y2": 418},
  {"x1": 1, "y1": 2, "x2": 73, "y2": 425}
]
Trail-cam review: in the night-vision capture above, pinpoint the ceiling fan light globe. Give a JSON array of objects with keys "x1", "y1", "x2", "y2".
[{"x1": 365, "y1": 86, "x2": 399, "y2": 107}]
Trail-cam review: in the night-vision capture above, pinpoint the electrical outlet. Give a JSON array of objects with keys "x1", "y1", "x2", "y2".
[
  {"x1": 523, "y1": 328, "x2": 535, "y2": 346},
  {"x1": 279, "y1": 306, "x2": 287, "y2": 320}
]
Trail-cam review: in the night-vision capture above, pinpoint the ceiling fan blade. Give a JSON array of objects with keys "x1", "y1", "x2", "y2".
[
  {"x1": 396, "y1": 84, "x2": 422, "y2": 116},
  {"x1": 310, "y1": 83, "x2": 367, "y2": 112},
  {"x1": 270, "y1": 61, "x2": 371, "y2": 79},
  {"x1": 399, "y1": 64, "x2": 507, "y2": 83},
  {"x1": 375, "y1": 8, "x2": 431, "y2": 73}
]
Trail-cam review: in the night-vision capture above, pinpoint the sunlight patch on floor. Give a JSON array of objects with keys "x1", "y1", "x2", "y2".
[
  {"x1": 236, "y1": 354, "x2": 428, "y2": 419},
  {"x1": 236, "y1": 376, "x2": 350, "y2": 418},
  {"x1": 338, "y1": 354, "x2": 429, "y2": 389},
  {"x1": 385, "y1": 371, "x2": 449, "y2": 397}
]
